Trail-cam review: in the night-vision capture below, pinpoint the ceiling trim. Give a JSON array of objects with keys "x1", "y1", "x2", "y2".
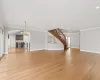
[
  {"x1": 80, "y1": 27, "x2": 100, "y2": 31},
  {"x1": 4, "y1": 24, "x2": 46, "y2": 32}
]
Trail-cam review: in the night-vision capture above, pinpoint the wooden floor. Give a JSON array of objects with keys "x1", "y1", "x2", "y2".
[
  {"x1": 8, "y1": 48, "x2": 28, "y2": 53},
  {"x1": 0, "y1": 54, "x2": 3, "y2": 60},
  {"x1": 0, "y1": 48, "x2": 100, "y2": 80}
]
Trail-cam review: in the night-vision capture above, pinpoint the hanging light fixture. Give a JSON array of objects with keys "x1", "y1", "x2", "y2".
[{"x1": 22, "y1": 21, "x2": 29, "y2": 36}]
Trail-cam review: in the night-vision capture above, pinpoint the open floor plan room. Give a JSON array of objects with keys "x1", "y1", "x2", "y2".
[{"x1": 0, "y1": 0, "x2": 100, "y2": 80}]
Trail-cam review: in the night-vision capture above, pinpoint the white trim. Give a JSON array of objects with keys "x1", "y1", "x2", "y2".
[
  {"x1": 80, "y1": 49, "x2": 100, "y2": 54},
  {"x1": 30, "y1": 49, "x2": 45, "y2": 51},
  {"x1": 47, "y1": 48, "x2": 63, "y2": 50},
  {"x1": 4, "y1": 52, "x2": 8, "y2": 54},
  {"x1": 80, "y1": 27, "x2": 100, "y2": 31},
  {"x1": 71, "y1": 47, "x2": 80, "y2": 49},
  {"x1": 4, "y1": 25, "x2": 46, "y2": 32},
  {"x1": 30, "y1": 48, "x2": 63, "y2": 51},
  {"x1": 45, "y1": 48, "x2": 48, "y2": 50},
  {"x1": 64, "y1": 32, "x2": 80, "y2": 34}
]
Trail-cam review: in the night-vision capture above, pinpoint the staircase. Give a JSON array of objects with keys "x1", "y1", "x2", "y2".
[{"x1": 49, "y1": 28, "x2": 68, "y2": 50}]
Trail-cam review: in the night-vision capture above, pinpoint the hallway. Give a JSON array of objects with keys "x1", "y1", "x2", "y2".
[{"x1": 0, "y1": 49, "x2": 100, "y2": 80}]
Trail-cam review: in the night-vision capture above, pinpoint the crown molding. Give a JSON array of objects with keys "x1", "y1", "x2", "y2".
[
  {"x1": 4, "y1": 24, "x2": 46, "y2": 32},
  {"x1": 80, "y1": 27, "x2": 100, "y2": 31}
]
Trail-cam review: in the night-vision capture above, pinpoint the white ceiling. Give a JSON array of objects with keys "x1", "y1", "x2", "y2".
[{"x1": 1, "y1": 0, "x2": 100, "y2": 32}]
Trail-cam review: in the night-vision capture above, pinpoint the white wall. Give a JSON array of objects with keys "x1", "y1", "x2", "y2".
[
  {"x1": 0, "y1": 0, "x2": 5, "y2": 25},
  {"x1": 0, "y1": 32, "x2": 4, "y2": 54},
  {"x1": 0, "y1": 1, "x2": 5, "y2": 54},
  {"x1": 47, "y1": 32, "x2": 63, "y2": 50},
  {"x1": 30, "y1": 30, "x2": 45, "y2": 51},
  {"x1": 0, "y1": 25, "x2": 4, "y2": 54},
  {"x1": 80, "y1": 28, "x2": 100, "y2": 53},
  {"x1": 8, "y1": 34, "x2": 16, "y2": 48},
  {"x1": 66, "y1": 32, "x2": 80, "y2": 48}
]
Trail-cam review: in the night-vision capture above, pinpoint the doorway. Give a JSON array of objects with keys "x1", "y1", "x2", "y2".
[{"x1": 8, "y1": 30, "x2": 30, "y2": 53}]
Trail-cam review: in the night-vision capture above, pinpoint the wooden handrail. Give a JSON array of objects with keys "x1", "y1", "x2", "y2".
[{"x1": 57, "y1": 28, "x2": 66, "y2": 44}]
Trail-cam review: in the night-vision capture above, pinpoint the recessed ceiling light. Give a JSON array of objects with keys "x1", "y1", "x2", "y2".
[
  {"x1": 61, "y1": 26, "x2": 63, "y2": 28},
  {"x1": 21, "y1": 31, "x2": 23, "y2": 34},
  {"x1": 96, "y1": 6, "x2": 99, "y2": 9}
]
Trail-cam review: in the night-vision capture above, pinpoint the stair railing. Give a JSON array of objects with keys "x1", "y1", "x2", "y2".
[{"x1": 56, "y1": 28, "x2": 67, "y2": 44}]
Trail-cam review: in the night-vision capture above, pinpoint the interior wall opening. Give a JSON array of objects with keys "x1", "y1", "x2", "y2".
[{"x1": 8, "y1": 30, "x2": 30, "y2": 53}]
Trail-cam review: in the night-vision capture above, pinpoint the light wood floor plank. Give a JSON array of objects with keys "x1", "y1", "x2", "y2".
[{"x1": 0, "y1": 48, "x2": 100, "y2": 80}]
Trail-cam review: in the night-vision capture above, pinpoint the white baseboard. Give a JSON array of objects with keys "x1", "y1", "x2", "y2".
[
  {"x1": 80, "y1": 49, "x2": 100, "y2": 54},
  {"x1": 4, "y1": 52, "x2": 8, "y2": 54},
  {"x1": 71, "y1": 47, "x2": 80, "y2": 49},
  {"x1": 30, "y1": 48, "x2": 45, "y2": 51},
  {"x1": 47, "y1": 48, "x2": 63, "y2": 50},
  {"x1": 46, "y1": 48, "x2": 80, "y2": 50}
]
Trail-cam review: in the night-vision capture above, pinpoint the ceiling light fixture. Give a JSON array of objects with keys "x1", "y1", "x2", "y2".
[
  {"x1": 96, "y1": 6, "x2": 99, "y2": 9},
  {"x1": 20, "y1": 31, "x2": 23, "y2": 34},
  {"x1": 67, "y1": 28, "x2": 70, "y2": 30},
  {"x1": 22, "y1": 21, "x2": 29, "y2": 36}
]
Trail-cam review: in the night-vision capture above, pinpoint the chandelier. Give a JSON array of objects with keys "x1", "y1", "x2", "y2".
[{"x1": 21, "y1": 21, "x2": 29, "y2": 36}]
